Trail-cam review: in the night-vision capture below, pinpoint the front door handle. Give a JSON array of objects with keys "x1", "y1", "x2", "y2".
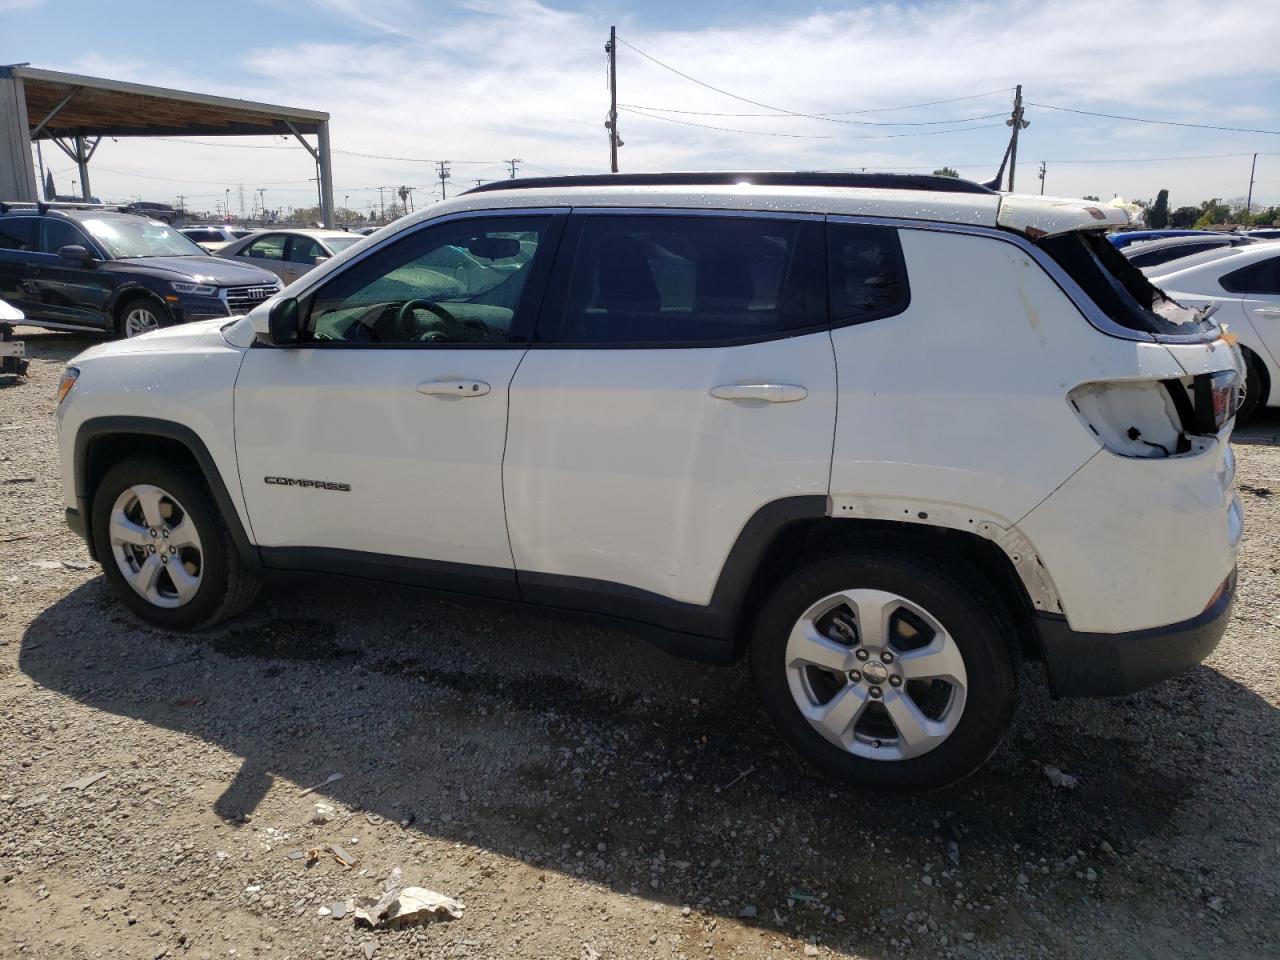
[
  {"x1": 710, "y1": 382, "x2": 807, "y2": 403},
  {"x1": 416, "y1": 379, "x2": 491, "y2": 397}
]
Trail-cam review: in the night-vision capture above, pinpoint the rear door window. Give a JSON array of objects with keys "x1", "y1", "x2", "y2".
[
  {"x1": 0, "y1": 217, "x2": 38, "y2": 251},
  {"x1": 539, "y1": 214, "x2": 825, "y2": 345}
]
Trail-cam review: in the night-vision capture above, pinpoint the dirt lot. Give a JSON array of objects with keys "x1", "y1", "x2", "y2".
[{"x1": 1, "y1": 328, "x2": 1277, "y2": 960}]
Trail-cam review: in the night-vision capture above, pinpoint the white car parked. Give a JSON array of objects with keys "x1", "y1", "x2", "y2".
[
  {"x1": 1144, "y1": 240, "x2": 1280, "y2": 420},
  {"x1": 54, "y1": 173, "x2": 1243, "y2": 791}
]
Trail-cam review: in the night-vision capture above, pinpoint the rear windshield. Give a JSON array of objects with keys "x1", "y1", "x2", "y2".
[{"x1": 1039, "y1": 231, "x2": 1217, "y2": 338}]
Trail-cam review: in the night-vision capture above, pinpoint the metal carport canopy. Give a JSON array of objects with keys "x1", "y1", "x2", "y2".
[{"x1": 0, "y1": 64, "x2": 335, "y2": 225}]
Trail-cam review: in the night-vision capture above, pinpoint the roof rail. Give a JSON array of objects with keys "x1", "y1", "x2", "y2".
[
  {"x1": 0, "y1": 200, "x2": 117, "y2": 215},
  {"x1": 465, "y1": 171, "x2": 996, "y2": 196}
]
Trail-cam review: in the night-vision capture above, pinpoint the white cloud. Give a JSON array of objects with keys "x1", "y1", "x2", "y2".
[{"x1": 30, "y1": 0, "x2": 1280, "y2": 211}]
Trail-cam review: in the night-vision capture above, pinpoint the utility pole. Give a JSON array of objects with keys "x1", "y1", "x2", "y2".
[
  {"x1": 1038, "y1": 161, "x2": 1047, "y2": 195},
  {"x1": 176, "y1": 194, "x2": 186, "y2": 214},
  {"x1": 1245, "y1": 152, "x2": 1258, "y2": 217},
  {"x1": 258, "y1": 188, "x2": 266, "y2": 221},
  {"x1": 992, "y1": 85, "x2": 1028, "y2": 191},
  {"x1": 507, "y1": 158, "x2": 521, "y2": 179},
  {"x1": 408, "y1": 187, "x2": 417, "y2": 211},
  {"x1": 437, "y1": 161, "x2": 451, "y2": 200},
  {"x1": 378, "y1": 186, "x2": 386, "y2": 223},
  {"x1": 606, "y1": 26, "x2": 620, "y2": 172},
  {"x1": 1008, "y1": 85, "x2": 1028, "y2": 191}
]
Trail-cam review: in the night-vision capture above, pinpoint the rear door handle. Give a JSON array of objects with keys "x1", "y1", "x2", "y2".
[
  {"x1": 1254, "y1": 307, "x2": 1280, "y2": 317},
  {"x1": 416, "y1": 379, "x2": 491, "y2": 397},
  {"x1": 710, "y1": 383, "x2": 807, "y2": 403}
]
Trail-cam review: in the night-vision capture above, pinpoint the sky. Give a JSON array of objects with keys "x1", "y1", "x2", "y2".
[{"x1": 2, "y1": 0, "x2": 1278, "y2": 217}]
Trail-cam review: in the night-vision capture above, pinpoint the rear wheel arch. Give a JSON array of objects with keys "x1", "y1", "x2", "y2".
[
  {"x1": 76, "y1": 417, "x2": 258, "y2": 568},
  {"x1": 1240, "y1": 344, "x2": 1270, "y2": 417},
  {"x1": 733, "y1": 516, "x2": 1042, "y2": 668}
]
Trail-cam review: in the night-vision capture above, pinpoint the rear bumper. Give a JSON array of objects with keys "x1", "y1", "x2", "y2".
[{"x1": 1036, "y1": 569, "x2": 1235, "y2": 697}]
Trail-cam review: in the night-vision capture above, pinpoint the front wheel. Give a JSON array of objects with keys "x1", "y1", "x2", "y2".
[
  {"x1": 90, "y1": 458, "x2": 260, "y2": 630},
  {"x1": 116, "y1": 296, "x2": 170, "y2": 338},
  {"x1": 750, "y1": 547, "x2": 1016, "y2": 791}
]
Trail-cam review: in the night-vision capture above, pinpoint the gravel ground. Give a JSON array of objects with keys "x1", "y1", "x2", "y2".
[{"x1": 2, "y1": 328, "x2": 1278, "y2": 960}]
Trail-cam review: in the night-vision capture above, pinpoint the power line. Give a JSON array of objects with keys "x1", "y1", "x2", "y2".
[
  {"x1": 154, "y1": 136, "x2": 507, "y2": 163},
  {"x1": 1026, "y1": 101, "x2": 1280, "y2": 136},
  {"x1": 617, "y1": 104, "x2": 1008, "y2": 127},
  {"x1": 1035, "y1": 150, "x2": 1280, "y2": 164},
  {"x1": 86, "y1": 164, "x2": 314, "y2": 185},
  {"x1": 616, "y1": 34, "x2": 1012, "y2": 126},
  {"x1": 618, "y1": 105, "x2": 1004, "y2": 140}
]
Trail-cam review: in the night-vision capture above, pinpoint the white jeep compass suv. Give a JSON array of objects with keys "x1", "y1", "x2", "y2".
[{"x1": 55, "y1": 173, "x2": 1244, "y2": 791}]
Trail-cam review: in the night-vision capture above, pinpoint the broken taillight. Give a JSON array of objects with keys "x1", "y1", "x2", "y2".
[{"x1": 1193, "y1": 370, "x2": 1240, "y2": 434}]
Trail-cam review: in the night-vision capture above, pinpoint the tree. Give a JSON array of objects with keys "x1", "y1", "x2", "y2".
[
  {"x1": 1169, "y1": 206, "x2": 1200, "y2": 228},
  {"x1": 932, "y1": 167, "x2": 959, "y2": 178},
  {"x1": 1082, "y1": 194, "x2": 1100, "y2": 201},
  {"x1": 1194, "y1": 198, "x2": 1232, "y2": 229},
  {"x1": 1148, "y1": 189, "x2": 1169, "y2": 229}
]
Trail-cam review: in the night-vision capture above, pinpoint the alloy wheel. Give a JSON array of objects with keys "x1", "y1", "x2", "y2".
[
  {"x1": 123, "y1": 306, "x2": 161, "y2": 337},
  {"x1": 107, "y1": 484, "x2": 204, "y2": 608},
  {"x1": 785, "y1": 589, "x2": 967, "y2": 761}
]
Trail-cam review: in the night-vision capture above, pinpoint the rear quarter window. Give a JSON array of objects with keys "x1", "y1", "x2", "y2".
[
  {"x1": 827, "y1": 222, "x2": 910, "y2": 326},
  {"x1": 1221, "y1": 256, "x2": 1280, "y2": 295}
]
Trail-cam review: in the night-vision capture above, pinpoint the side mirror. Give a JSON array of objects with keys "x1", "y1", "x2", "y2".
[
  {"x1": 58, "y1": 244, "x2": 95, "y2": 264},
  {"x1": 266, "y1": 297, "x2": 300, "y2": 345},
  {"x1": 313, "y1": 255, "x2": 330, "y2": 266}
]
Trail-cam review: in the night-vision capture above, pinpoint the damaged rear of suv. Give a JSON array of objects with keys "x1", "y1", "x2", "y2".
[{"x1": 55, "y1": 174, "x2": 1242, "y2": 791}]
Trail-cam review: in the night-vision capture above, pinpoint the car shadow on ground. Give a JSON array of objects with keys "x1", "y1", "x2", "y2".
[
  {"x1": 19, "y1": 571, "x2": 1280, "y2": 952},
  {"x1": 1232, "y1": 407, "x2": 1280, "y2": 447}
]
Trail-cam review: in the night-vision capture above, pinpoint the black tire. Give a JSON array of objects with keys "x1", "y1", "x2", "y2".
[
  {"x1": 115, "y1": 295, "x2": 172, "y2": 339},
  {"x1": 91, "y1": 458, "x2": 260, "y2": 630},
  {"x1": 1237, "y1": 349, "x2": 1267, "y2": 425},
  {"x1": 749, "y1": 545, "x2": 1017, "y2": 792}
]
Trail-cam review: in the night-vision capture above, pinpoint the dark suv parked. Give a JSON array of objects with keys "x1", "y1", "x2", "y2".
[
  {"x1": 0, "y1": 205, "x2": 281, "y2": 337},
  {"x1": 122, "y1": 200, "x2": 182, "y2": 224}
]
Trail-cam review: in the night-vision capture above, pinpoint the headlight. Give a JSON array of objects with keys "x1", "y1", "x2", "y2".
[
  {"x1": 56, "y1": 366, "x2": 79, "y2": 405},
  {"x1": 171, "y1": 281, "x2": 218, "y2": 296}
]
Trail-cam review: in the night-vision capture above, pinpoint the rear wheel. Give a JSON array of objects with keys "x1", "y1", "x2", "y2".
[
  {"x1": 116, "y1": 296, "x2": 170, "y2": 338},
  {"x1": 1237, "y1": 348, "x2": 1268, "y2": 424},
  {"x1": 91, "y1": 458, "x2": 259, "y2": 630},
  {"x1": 750, "y1": 547, "x2": 1016, "y2": 791}
]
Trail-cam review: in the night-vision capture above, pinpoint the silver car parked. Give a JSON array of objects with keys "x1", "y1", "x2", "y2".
[{"x1": 215, "y1": 229, "x2": 365, "y2": 285}]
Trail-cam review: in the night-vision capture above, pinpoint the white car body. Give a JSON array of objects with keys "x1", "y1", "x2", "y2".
[
  {"x1": 1145, "y1": 240, "x2": 1280, "y2": 409},
  {"x1": 54, "y1": 176, "x2": 1243, "y2": 785}
]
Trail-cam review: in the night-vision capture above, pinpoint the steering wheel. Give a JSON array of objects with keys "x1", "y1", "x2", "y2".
[{"x1": 396, "y1": 298, "x2": 458, "y2": 340}]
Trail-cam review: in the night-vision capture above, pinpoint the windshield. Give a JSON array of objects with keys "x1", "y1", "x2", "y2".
[
  {"x1": 83, "y1": 219, "x2": 206, "y2": 258},
  {"x1": 1039, "y1": 231, "x2": 1218, "y2": 338},
  {"x1": 325, "y1": 236, "x2": 362, "y2": 253}
]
